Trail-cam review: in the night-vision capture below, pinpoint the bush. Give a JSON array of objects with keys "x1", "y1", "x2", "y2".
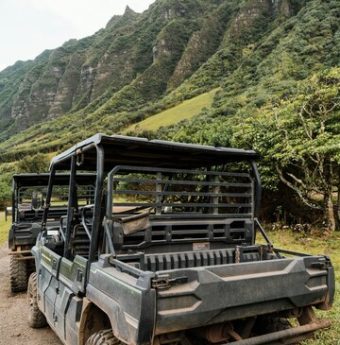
[
  {"x1": 17, "y1": 153, "x2": 50, "y2": 173},
  {"x1": 0, "y1": 175, "x2": 11, "y2": 207}
]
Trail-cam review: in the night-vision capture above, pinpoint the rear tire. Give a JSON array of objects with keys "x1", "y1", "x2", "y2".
[
  {"x1": 10, "y1": 255, "x2": 28, "y2": 292},
  {"x1": 265, "y1": 317, "x2": 291, "y2": 332},
  {"x1": 27, "y1": 272, "x2": 47, "y2": 328},
  {"x1": 86, "y1": 330, "x2": 123, "y2": 345},
  {"x1": 255, "y1": 315, "x2": 291, "y2": 335}
]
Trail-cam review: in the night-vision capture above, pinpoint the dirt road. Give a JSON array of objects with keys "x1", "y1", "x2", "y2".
[{"x1": 0, "y1": 245, "x2": 61, "y2": 345}]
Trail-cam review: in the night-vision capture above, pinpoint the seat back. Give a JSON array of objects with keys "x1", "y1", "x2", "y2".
[{"x1": 71, "y1": 224, "x2": 91, "y2": 258}]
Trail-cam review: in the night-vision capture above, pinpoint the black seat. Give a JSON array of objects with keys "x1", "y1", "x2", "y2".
[{"x1": 71, "y1": 224, "x2": 91, "y2": 258}]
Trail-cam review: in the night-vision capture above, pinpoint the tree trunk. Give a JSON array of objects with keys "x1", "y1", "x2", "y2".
[
  {"x1": 337, "y1": 166, "x2": 340, "y2": 231},
  {"x1": 323, "y1": 160, "x2": 336, "y2": 232},
  {"x1": 324, "y1": 193, "x2": 336, "y2": 231}
]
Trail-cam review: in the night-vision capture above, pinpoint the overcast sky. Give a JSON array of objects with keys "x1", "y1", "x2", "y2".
[{"x1": 0, "y1": 0, "x2": 156, "y2": 72}]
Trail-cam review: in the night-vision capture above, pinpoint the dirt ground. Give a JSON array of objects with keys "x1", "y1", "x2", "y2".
[{"x1": 0, "y1": 245, "x2": 61, "y2": 345}]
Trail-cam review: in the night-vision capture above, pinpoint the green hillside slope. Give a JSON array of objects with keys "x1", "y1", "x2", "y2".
[{"x1": 125, "y1": 88, "x2": 218, "y2": 132}]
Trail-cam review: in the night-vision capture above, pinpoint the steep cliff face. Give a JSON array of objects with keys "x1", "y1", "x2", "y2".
[
  {"x1": 230, "y1": 0, "x2": 272, "y2": 37},
  {"x1": 1, "y1": 7, "x2": 144, "y2": 130},
  {"x1": 168, "y1": 2, "x2": 233, "y2": 89},
  {"x1": 0, "y1": 1, "x2": 243, "y2": 132},
  {"x1": 0, "y1": 0, "x2": 212, "y2": 135}
]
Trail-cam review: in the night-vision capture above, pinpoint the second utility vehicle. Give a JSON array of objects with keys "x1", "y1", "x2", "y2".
[{"x1": 8, "y1": 173, "x2": 95, "y2": 292}]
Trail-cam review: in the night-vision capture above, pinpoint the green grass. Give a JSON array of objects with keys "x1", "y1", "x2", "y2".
[
  {"x1": 260, "y1": 230, "x2": 340, "y2": 345},
  {"x1": 0, "y1": 211, "x2": 8, "y2": 244},
  {"x1": 125, "y1": 88, "x2": 218, "y2": 132}
]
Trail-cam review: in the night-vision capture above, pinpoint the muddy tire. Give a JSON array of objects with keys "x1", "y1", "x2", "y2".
[
  {"x1": 266, "y1": 317, "x2": 291, "y2": 332},
  {"x1": 10, "y1": 255, "x2": 28, "y2": 292},
  {"x1": 86, "y1": 330, "x2": 123, "y2": 345},
  {"x1": 255, "y1": 315, "x2": 292, "y2": 335},
  {"x1": 27, "y1": 272, "x2": 47, "y2": 328}
]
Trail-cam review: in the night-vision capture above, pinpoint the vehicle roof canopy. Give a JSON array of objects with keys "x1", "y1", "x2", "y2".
[
  {"x1": 51, "y1": 134, "x2": 259, "y2": 171},
  {"x1": 13, "y1": 173, "x2": 96, "y2": 188}
]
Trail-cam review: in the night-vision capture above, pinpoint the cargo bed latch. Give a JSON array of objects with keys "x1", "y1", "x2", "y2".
[{"x1": 152, "y1": 275, "x2": 188, "y2": 290}]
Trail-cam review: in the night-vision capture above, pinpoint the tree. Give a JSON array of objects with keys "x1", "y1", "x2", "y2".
[
  {"x1": 0, "y1": 176, "x2": 11, "y2": 207},
  {"x1": 233, "y1": 68, "x2": 339, "y2": 230},
  {"x1": 17, "y1": 153, "x2": 50, "y2": 173},
  {"x1": 275, "y1": 70, "x2": 339, "y2": 230}
]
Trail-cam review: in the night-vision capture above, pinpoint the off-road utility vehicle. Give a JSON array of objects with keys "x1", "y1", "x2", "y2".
[
  {"x1": 28, "y1": 134, "x2": 335, "y2": 345},
  {"x1": 8, "y1": 173, "x2": 95, "y2": 292}
]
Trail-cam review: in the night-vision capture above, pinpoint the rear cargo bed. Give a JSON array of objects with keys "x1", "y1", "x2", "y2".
[{"x1": 152, "y1": 254, "x2": 333, "y2": 335}]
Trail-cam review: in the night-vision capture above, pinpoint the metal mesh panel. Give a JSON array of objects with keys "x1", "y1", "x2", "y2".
[
  {"x1": 111, "y1": 166, "x2": 254, "y2": 218},
  {"x1": 108, "y1": 166, "x2": 255, "y2": 250}
]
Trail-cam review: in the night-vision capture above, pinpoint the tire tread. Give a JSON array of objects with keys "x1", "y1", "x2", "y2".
[
  {"x1": 27, "y1": 272, "x2": 47, "y2": 328},
  {"x1": 10, "y1": 255, "x2": 28, "y2": 292},
  {"x1": 86, "y1": 329, "x2": 123, "y2": 345}
]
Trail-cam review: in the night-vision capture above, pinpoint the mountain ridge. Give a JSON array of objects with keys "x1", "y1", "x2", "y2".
[
  {"x1": 0, "y1": 0, "x2": 338, "y2": 163},
  {"x1": 0, "y1": 0, "x2": 302, "y2": 138}
]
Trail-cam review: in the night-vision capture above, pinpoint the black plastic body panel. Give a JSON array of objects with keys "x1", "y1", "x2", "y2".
[
  {"x1": 81, "y1": 253, "x2": 334, "y2": 344},
  {"x1": 9, "y1": 223, "x2": 41, "y2": 250},
  {"x1": 153, "y1": 256, "x2": 333, "y2": 335}
]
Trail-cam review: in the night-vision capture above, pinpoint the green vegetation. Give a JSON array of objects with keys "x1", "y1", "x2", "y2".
[
  {"x1": 17, "y1": 153, "x2": 50, "y2": 173},
  {"x1": 126, "y1": 89, "x2": 218, "y2": 132},
  {"x1": 155, "y1": 68, "x2": 340, "y2": 230},
  {"x1": 0, "y1": 178, "x2": 11, "y2": 207},
  {"x1": 0, "y1": 212, "x2": 8, "y2": 244}
]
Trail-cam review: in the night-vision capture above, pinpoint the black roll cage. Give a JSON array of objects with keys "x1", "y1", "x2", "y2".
[
  {"x1": 12, "y1": 173, "x2": 94, "y2": 224},
  {"x1": 42, "y1": 135, "x2": 262, "y2": 286}
]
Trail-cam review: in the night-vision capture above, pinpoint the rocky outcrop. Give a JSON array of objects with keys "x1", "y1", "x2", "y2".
[
  {"x1": 168, "y1": 6, "x2": 231, "y2": 89},
  {"x1": 272, "y1": 0, "x2": 293, "y2": 17},
  {"x1": 230, "y1": 0, "x2": 273, "y2": 38}
]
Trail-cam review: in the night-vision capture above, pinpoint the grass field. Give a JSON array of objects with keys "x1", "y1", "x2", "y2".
[
  {"x1": 0, "y1": 211, "x2": 8, "y2": 244},
  {"x1": 126, "y1": 88, "x2": 218, "y2": 132},
  {"x1": 0, "y1": 215, "x2": 338, "y2": 344}
]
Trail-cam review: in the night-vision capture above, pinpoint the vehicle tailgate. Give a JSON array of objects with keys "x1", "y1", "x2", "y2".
[{"x1": 154, "y1": 256, "x2": 334, "y2": 335}]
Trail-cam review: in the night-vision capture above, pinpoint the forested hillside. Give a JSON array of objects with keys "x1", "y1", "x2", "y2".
[{"x1": 0, "y1": 0, "x2": 339, "y2": 229}]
